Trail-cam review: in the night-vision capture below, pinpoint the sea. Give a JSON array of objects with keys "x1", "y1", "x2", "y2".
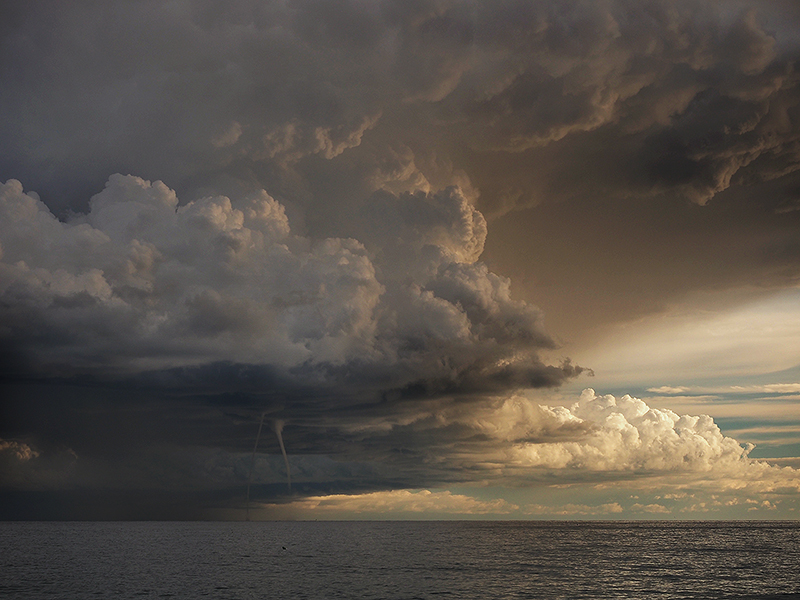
[{"x1": 1, "y1": 521, "x2": 798, "y2": 599}]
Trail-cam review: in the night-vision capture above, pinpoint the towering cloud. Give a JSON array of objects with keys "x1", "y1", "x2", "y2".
[
  {"x1": 0, "y1": 175, "x2": 575, "y2": 396},
  {"x1": 1, "y1": 0, "x2": 799, "y2": 518}
]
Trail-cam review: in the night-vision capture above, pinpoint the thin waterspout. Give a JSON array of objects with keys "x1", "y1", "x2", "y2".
[{"x1": 274, "y1": 419, "x2": 291, "y2": 492}]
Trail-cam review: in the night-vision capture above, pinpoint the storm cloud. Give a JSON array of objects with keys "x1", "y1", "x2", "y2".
[
  {"x1": 2, "y1": 0, "x2": 800, "y2": 518},
  {"x1": 4, "y1": 0, "x2": 800, "y2": 216},
  {"x1": 0, "y1": 175, "x2": 572, "y2": 393}
]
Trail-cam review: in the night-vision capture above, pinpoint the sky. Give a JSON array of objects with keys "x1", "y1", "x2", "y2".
[{"x1": 1, "y1": 0, "x2": 799, "y2": 520}]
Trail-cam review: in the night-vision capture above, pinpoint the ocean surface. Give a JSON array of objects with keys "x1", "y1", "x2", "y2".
[{"x1": 1, "y1": 521, "x2": 799, "y2": 599}]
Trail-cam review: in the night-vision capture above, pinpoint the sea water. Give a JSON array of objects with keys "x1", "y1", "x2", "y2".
[{"x1": 1, "y1": 521, "x2": 798, "y2": 599}]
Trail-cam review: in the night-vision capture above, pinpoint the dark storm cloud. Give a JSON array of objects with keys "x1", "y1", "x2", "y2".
[
  {"x1": 431, "y1": 2, "x2": 800, "y2": 214},
  {"x1": 0, "y1": 172, "x2": 583, "y2": 515},
  {"x1": 2, "y1": 0, "x2": 800, "y2": 517},
  {"x1": 7, "y1": 378, "x2": 776, "y2": 519},
  {"x1": 0, "y1": 176, "x2": 571, "y2": 390},
  {"x1": 4, "y1": 0, "x2": 799, "y2": 217}
]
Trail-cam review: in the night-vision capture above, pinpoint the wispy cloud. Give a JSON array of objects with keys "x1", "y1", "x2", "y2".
[
  {"x1": 260, "y1": 489, "x2": 519, "y2": 517},
  {"x1": 523, "y1": 503, "x2": 624, "y2": 516}
]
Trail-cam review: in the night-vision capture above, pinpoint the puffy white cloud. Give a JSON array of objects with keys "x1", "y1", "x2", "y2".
[
  {"x1": 311, "y1": 388, "x2": 798, "y2": 506},
  {"x1": 336, "y1": 388, "x2": 797, "y2": 497},
  {"x1": 510, "y1": 389, "x2": 754, "y2": 472}
]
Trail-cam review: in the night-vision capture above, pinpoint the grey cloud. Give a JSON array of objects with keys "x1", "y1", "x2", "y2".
[
  {"x1": 296, "y1": 388, "x2": 795, "y2": 494},
  {"x1": 0, "y1": 175, "x2": 575, "y2": 396},
  {"x1": 642, "y1": 63, "x2": 800, "y2": 204},
  {"x1": 3, "y1": 0, "x2": 800, "y2": 518},
  {"x1": 3, "y1": 0, "x2": 800, "y2": 220},
  {"x1": 3, "y1": 0, "x2": 795, "y2": 288},
  {"x1": 354, "y1": 187, "x2": 487, "y2": 271},
  {"x1": 11, "y1": 385, "x2": 782, "y2": 505},
  {"x1": 0, "y1": 438, "x2": 78, "y2": 491},
  {"x1": 2, "y1": 362, "x2": 794, "y2": 518},
  {"x1": 441, "y1": 3, "x2": 800, "y2": 212},
  {"x1": 1, "y1": 1, "x2": 389, "y2": 212}
]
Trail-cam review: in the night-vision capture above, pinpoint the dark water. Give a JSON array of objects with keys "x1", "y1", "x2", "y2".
[{"x1": 1, "y1": 521, "x2": 799, "y2": 599}]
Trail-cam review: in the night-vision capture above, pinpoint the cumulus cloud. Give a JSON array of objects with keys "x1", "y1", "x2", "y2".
[
  {"x1": 339, "y1": 389, "x2": 758, "y2": 476},
  {"x1": 0, "y1": 175, "x2": 576, "y2": 398},
  {"x1": 507, "y1": 389, "x2": 755, "y2": 472},
  {"x1": 255, "y1": 389, "x2": 799, "y2": 499},
  {"x1": 174, "y1": 386, "x2": 799, "y2": 515},
  {"x1": 0, "y1": 175, "x2": 377, "y2": 371}
]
